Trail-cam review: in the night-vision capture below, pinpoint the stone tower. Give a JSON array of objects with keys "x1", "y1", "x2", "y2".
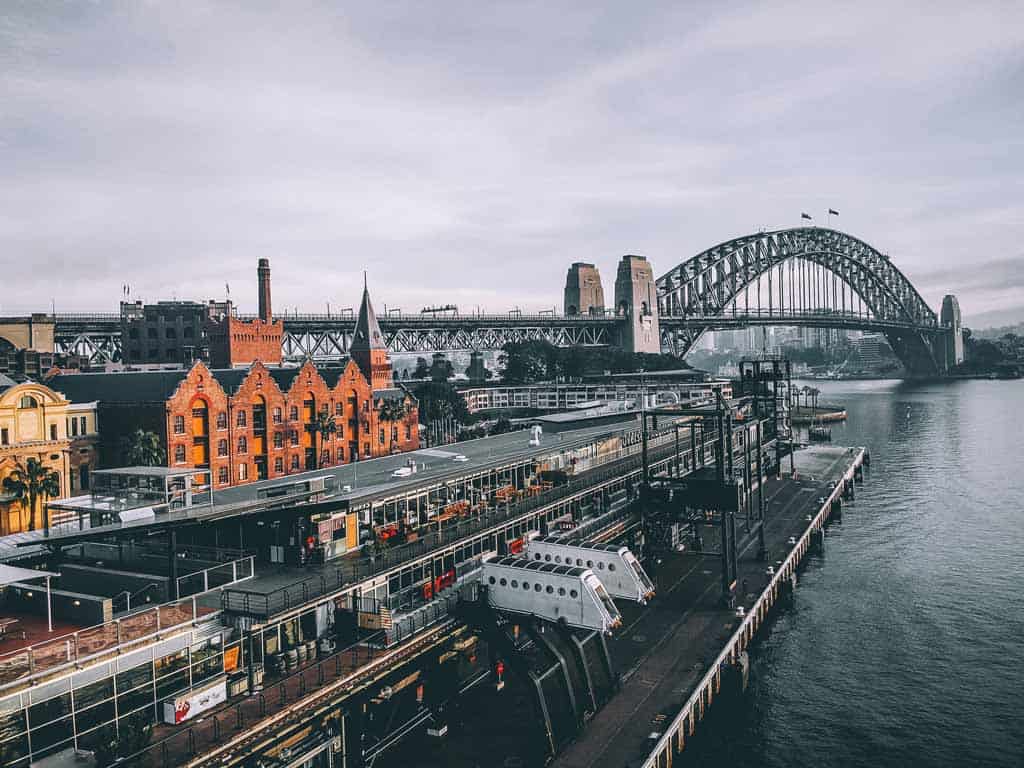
[
  {"x1": 257, "y1": 258, "x2": 273, "y2": 323},
  {"x1": 351, "y1": 278, "x2": 393, "y2": 390},
  {"x1": 614, "y1": 255, "x2": 661, "y2": 354},
  {"x1": 940, "y1": 294, "x2": 964, "y2": 369},
  {"x1": 564, "y1": 262, "x2": 606, "y2": 316}
]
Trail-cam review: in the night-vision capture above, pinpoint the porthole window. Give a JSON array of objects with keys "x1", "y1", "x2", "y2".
[
  {"x1": 522, "y1": 582, "x2": 530, "y2": 590},
  {"x1": 511, "y1": 580, "x2": 518, "y2": 588},
  {"x1": 546, "y1": 586, "x2": 554, "y2": 594},
  {"x1": 576, "y1": 558, "x2": 583, "y2": 566},
  {"x1": 545, "y1": 554, "x2": 551, "y2": 562},
  {"x1": 609, "y1": 564, "x2": 616, "y2": 572},
  {"x1": 586, "y1": 560, "x2": 593, "y2": 568},
  {"x1": 570, "y1": 589, "x2": 579, "y2": 598},
  {"x1": 534, "y1": 553, "x2": 541, "y2": 560},
  {"x1": 500, "y1": 578, "x2": 508, "y2": 587},
  {"x1": 597, "y1": 562, "x2": 604, "y2": 570},
  {"x1": 558, "y1": 587, "x2": 566, "y2": 596},
  {"x1": 534, "y1": 584, "x2": 542, "y2": 592},
  {"x1": 489, "y1": 576, "x2": 496, "y2": 585},
  {"x1": 555, "y1": 556, "x2": 561, "y2": 563}
]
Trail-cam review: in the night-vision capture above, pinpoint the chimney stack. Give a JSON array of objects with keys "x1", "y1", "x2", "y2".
[{"x1": 257, "y1": 258, "x2": 272, "y2": 322}]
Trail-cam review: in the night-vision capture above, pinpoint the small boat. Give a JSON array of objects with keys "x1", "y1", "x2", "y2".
[{"x1": 808, "y1": 413, "x2": 832, "y2": 442}]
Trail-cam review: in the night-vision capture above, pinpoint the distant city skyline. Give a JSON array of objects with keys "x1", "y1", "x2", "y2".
[{"x1": 2, "y1": 2, "x2": 1022, "y2": 327}]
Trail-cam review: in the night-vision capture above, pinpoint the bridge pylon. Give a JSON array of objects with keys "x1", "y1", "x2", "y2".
[{"x1": 614, "y1": 255, "x2": 661, "y2": 354}]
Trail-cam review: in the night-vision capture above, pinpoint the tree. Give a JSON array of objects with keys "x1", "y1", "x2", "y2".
[
  {"x1": 499, "y1": 340, "x2": 559, "y2": 383},
  {"x1": 430, "y1": 356, "x2": 455, "y2": 382},
  {"x1": 3, "y1": 458, "x2": 61, "y2": 532},
  {"x1": 309, "y1": 410, "x2": 337, "y2": 470},
  {"x1": 92, "y1": 711, "x2": 153, "y2": 767},
  {"x1": 412, "y1": 357, "x2": 431, "y2": 379},
  {"x1": 378, "y1": 398, "x2": 409, "y2": 424},
  {"x1": 489, "y1": 415, "x2": 513, "y2": 436},
  {"x1": 123, "y1": 429, "x2": 165, "y2": 467},
  {"x1": 412, "y1": 381, "x2": 470, "y2": 424}
]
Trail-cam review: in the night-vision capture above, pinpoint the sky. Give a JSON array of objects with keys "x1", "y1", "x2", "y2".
[{"x1": 2, "y1": 1, "x2": 1023, "y2": 327}]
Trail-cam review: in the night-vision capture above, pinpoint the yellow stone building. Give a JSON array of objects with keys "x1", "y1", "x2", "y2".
[{"x1": 0, "y1": 375, "x2": 99, "y2": 535}]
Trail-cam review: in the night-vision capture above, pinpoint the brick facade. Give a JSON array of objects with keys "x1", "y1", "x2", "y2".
[{"x1": 205, "y1": 315, "x2": 283, "y2": 368}]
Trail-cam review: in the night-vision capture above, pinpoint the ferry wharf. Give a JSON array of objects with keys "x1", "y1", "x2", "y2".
[{"x1": 553, "y1": 444, "x2": 868, "y2": 768}]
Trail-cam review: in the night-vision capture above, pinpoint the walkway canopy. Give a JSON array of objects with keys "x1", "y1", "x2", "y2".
[{"x1": 0, "y1": 563, "x2": 59, "y2": 631}]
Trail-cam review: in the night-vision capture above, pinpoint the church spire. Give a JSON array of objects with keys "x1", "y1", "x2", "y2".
[{"x1": 351, "y1": 278, "x2": 392, "y2": 388}]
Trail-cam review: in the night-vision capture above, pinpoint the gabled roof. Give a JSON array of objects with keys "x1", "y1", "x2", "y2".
[
  {"x1": 48, "y1": 370, "x2": 189, "y2": 404},
  {"x1": 351, "y1": 279, "x2": 387, "y2": 353}
]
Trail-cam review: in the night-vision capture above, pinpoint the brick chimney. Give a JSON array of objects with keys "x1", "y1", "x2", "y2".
[{"x1": 257, "y1": 258, "x2": 272, "y2": 322}]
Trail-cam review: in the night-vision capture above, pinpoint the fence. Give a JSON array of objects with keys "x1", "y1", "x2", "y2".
[
  {"x1": 176, "y1": 555, "x2": 255, "y2": 598},
  {"x1": 0, "y1": 596, "x2": 217, "y2": 693}
]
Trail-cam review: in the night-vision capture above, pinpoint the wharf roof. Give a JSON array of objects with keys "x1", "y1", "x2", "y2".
[{"x1": 29, "y1": 417, "x2": 640, "y2": 549}]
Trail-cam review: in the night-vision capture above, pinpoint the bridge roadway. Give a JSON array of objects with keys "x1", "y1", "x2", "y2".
[{"x1": 52, "y1": 307, "x2": 932, "y2": 360}]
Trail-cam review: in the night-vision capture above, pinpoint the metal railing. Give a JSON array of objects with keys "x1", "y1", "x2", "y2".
[
  {"x1": 0, "y1": 596, "x2": 217, "y2": 693},
  {"x1": 219, "y1": 426, "x2": 716, "y2": 619}
]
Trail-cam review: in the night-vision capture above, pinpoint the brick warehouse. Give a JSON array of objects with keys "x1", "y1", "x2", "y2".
[{"x1": 48, "y1": 284, "x2": 419, "y2": 489}]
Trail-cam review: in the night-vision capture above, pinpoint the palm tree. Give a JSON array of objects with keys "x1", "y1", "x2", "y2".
[
  {"x1": 809, "y1": 387, "x2": 821, "y2": 413},
  {"x1": 3, "y1": 458, "x2": 61, "y2": 532},
  {"x1": 124, "y1": 429, "x2": 166, "y2": 466},
  {"x1": 309, "y1": 410, "x2": 337, "y2": 470},
  {"x1": 378, "y1": 398, "x2": 409, "y2": 424}
]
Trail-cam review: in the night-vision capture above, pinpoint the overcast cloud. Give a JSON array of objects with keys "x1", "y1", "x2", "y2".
[{"x1": 2, "y1": 1, "x2": 1022, "y2": 326}]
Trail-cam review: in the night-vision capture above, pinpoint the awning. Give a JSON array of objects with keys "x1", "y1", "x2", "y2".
[{"x1": 0, "y1": 563, "x2": 59, "y2": 587}]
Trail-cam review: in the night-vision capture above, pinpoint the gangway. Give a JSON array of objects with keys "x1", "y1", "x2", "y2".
[{"x1": 525, "y1": 537, "x2": 655, "y2": 603}]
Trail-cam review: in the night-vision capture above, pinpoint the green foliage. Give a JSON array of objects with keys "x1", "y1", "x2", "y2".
[
  {"x1": 2, "y1": 457, "x2": 61, "y2": 531},
  {"x1": 309, "y1": 410, "x2": 338, "y2": 469},
  {"x1": 378, "y1": 398, "x2": 409, "y2": 423},
  {"x1": 499, "y1": 340, "x2": 688, "y2": 383},
  {"x1": 489, "y1": 416, "x2": 513, "y2": 436},
  {"x1": 92, "y1": 711, "x2": 153, "y2": 767},
  {"x1": 412, "y1": 357, "x2": 431, "y2": 379},
  {"x1": 123, "y1": 429, "x2": 166, "y2": 467},
  {"x1": 412, "y1": 381, "x2": 470, "y2": 424},
  {"x1": 430, "y1": 357, "x2": 455, "y2": 382}
]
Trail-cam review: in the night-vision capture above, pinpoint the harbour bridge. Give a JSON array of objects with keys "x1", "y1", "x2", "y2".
[{"x1": 39, "y1": 228, "x2": 962, "y2": 376}]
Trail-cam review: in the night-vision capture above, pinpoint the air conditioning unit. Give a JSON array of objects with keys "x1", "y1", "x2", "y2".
[{"x1": 308, "y1": 477, "x2": 326, "y2": 493}]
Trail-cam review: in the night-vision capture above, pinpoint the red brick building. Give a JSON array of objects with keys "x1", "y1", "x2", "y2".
[{"x1": 49, "y1": 284, "x2": 419, "y2": 489}]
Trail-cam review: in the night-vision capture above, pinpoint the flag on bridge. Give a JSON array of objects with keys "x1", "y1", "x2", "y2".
[
  {"x1": 829, "y1": 208, "x2": 839, "y2": 216},
  {"x1": 801, "y1": 212, "x2": 812, "y2": 220}
]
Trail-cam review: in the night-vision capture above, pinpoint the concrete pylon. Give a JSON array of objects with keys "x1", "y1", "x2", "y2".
[
  {"x1": 614, "y1": 255, "x2": 661, "y2": 354},
  {"x1": 940, "y1": 294, "x2": 964, "y2": 369},
  {"x1": 563, "y1": 263, "x2": 605, "y2": 316}
]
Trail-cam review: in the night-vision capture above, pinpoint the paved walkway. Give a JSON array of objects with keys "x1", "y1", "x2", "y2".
[{"x1": 553, "y1": 446, "x2": 857, "y2": 768}]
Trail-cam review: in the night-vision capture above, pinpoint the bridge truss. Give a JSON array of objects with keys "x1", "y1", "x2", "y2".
[
  {"x1": 656, "y1": 227, "x2": 945, "y2": 374},
  {"x1": 50, "y1": 228, "x2": 949, "y2": 375}
]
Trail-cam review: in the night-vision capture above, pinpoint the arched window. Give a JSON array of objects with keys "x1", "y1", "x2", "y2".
[
  {"x1": 236, "y1": 410, "x2": 247, "y2": 427},
  {"x1": 173, "y1": 415, "x2": 185, "y2": 434},
  {"x1": 174, "y1": 445, "x2": 186, "y2": 463},
  {"x1": 216, "y1": 411, "x2": 228, "y2": 429},
  {"x1": 217, "y1": 439, "x2": 228, "y2": 457},
  {"x1": 18, "y1": 395, "x2": 38, "y2": 409},
  {"x1": 237, "y1": 436, "x2": 247, "y2": 454}
]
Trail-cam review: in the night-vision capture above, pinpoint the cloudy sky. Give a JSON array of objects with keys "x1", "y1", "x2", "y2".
[{"x1": 2, "y1": 1, "x2": 1022, "y2": 326}]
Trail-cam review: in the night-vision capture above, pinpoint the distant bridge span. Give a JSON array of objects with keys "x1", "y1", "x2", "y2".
[{"x1": 46, "y1": 228, "x2": 959, "y2": 376}]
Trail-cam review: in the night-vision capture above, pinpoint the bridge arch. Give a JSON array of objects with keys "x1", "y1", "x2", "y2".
[{"x1": 655, "y1": 228, "x2": 944, "y2": 375}]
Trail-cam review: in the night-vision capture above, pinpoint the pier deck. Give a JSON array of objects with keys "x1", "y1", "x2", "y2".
[{"x1": 553, "y1": 444, "x2": 864, "y2": 768}]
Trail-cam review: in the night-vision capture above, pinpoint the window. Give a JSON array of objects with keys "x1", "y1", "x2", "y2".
[
  {"x1": 290, "y1": 455, "x2": 299, "y2": 470},
  {"x1": 218, "y1": 467, "x2": 228, "y2": 484},
  {"x1": 405, "y1": 426, "x2": 411, "y2": 440},
  {"x1": 147, "y1": 328, "x2": 158, "y2": 339},
  {"x1": 173, "y1": 415, "x2": 185, "y2": 434},
  {"x1": 337, "y1": 446, "x2": 344, "y2": 462},
  {"x1": 236, "y1": 410, "x2": 247, "y2": 427},
  {"x1": 570, "y1": 589, "x2": 578, "y2": 598},
  {"x1": 238, "y1": 463, "x2": 248, "y2": 480},
  {"x1": 363, "y1": 443, "x2": 370, "y2": 457},
  {"x1": 608, "y1": 563, "x2": 616, "y2": 572},
  {"x1": 597, "y1": 562, "x2": 604, "y2": 570},
  {"x1": 174, "y1": 445, "x2": 186, "y2": 463},
  {"x1": 0, "y1": 428, "x2": 8, "y2": 446},
  {"x1": 500, "y1": 578, "x2": 507, "y2": 587},
  {"x1": 80, "y1": 416, "x2": 87, "y2": 435},
  {"x1": 522, "y1": 582, "x2": 530, "y2": 590},
  {"x1": 510, "y1": 580, "x2": 518, "y2": 589},
  {"x1": 534, "y1": 583, "x2": 542, "y2": 592},
  {"x1": 289, "y1": 406, "x2": 299, "y2": 421},
  {"x1": 274, "y1": 457, "x2": 283, "y2": 473},
  {"x1": 70, "y1": 418, "x2": 78, "y2": 437},
  {"x1": 216, "y1": 412, "x2": 228, "y2": 429},
  {"x1": 272, "y1": 407, "x2": 282, "y2": 424},
  {"x1": 165, "y1": 327, "x2": 176, "y2": 339},
  {"x1": 558, "y1": 587, "x2": 566, "y2": 596},
  {"x1": 544, "y1": 554, "x2": 551, "y2": 562},
  {"x1": 289, "y1": 430, "x2": 299, "y2": 446},
  {"x1": 533, "y1": 554, "x2": 541, "y2": 561},
  {"x1": 379, "y1": 429, "x2": 385, "y2": 445},
  {"x1": 321, "y1": 450, "x2": 330, "y2": 465},
  {"x1": 273, "y1": 432, "x2": 283, "y2": 449},
  {"x1": 335, "y1": 403, "x2": 343, "y2": 416},
  {"x1": 217, "y1": 439, "x2": 228, "y2": 457},
  {"x1": 363, "y1": 400, "x2": 369, "y2": 413},
  {"x1": 391, "y1": 427, "x2": 398, "y2": 442},
  {"x1": 237, "y1": 437, "x2": 247, "y2": 454},
  {"x1": 546, "y1": 586, "x2": 553, "y2": 594},
  {"x1": 554, "y1": 556, "x2": 561, "y2": 564}
]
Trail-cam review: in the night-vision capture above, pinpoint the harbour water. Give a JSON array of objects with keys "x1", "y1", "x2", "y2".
[{"x1": 684, "y1": 379, "x2": 1024, "y2": 767}]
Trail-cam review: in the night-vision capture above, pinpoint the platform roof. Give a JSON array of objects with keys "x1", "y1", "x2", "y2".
[{"x1": 0, "y1": 564, "x2": 58, "y2": 587}]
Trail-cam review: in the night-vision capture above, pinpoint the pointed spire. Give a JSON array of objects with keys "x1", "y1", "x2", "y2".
[{"x1": 352, "y1": 277, "x2": 386, "y2": 352}]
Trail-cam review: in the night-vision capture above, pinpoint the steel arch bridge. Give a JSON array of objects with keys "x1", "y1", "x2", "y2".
[
  {"x1": 46, "y1": 228, "x2": 955, "y2": 376},
  {"x1": 656, "y1": 227, "x2": 949, "y2": 375}
]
